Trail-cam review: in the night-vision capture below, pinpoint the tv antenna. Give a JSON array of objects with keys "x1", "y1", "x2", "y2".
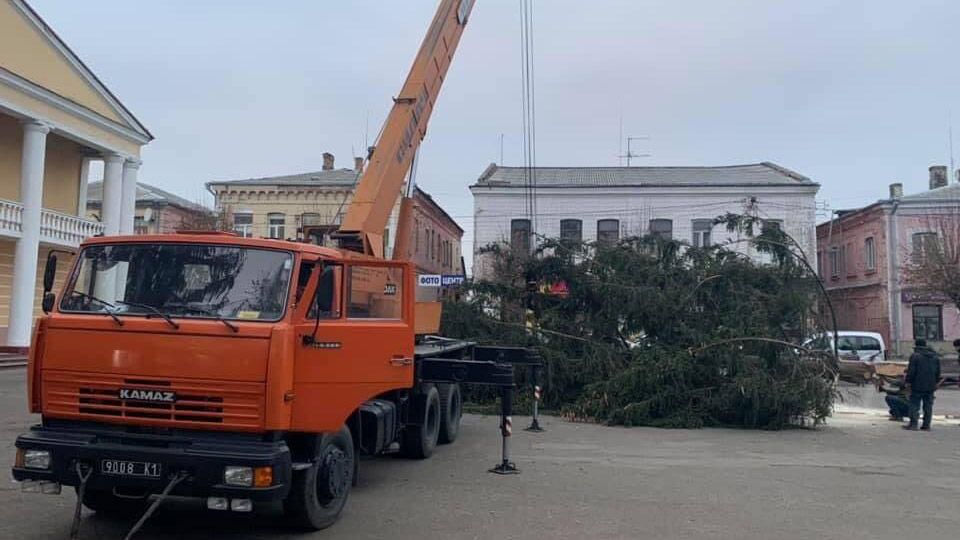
[{"x1": 618, "y1": 136, "x2": 651, "y2": 167}]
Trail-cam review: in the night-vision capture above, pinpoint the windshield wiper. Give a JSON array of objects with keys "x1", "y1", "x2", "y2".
[
  {"x1": 68, "y1": 291, "x2": 123, "y2": 326},
  {"x1": 115, "y1": 300, "x2": 179, "y2": 330},
  {"x1": 162, "y1": 303, "x2": 239, "y2": 333}
]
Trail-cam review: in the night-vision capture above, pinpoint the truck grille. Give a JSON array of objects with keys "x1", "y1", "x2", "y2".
[{"x1": 43, "y1": 371, "x2": 264, "y2": 430}]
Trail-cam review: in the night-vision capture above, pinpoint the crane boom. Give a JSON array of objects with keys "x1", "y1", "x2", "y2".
[{"x1": 336, "y1": 0, "x2": 475, "y2": 258}]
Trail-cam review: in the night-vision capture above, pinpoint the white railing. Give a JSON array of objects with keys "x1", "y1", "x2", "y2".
[
  {"x1": 0, "y1": 198, "x2": 103, "y2": 248},
  {"x1": 0, "y1": 198, "x2": 23, "y2": 236}
]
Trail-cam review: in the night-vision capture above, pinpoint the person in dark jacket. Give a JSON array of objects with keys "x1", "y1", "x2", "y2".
[{"x1": 904, "y1": 339, "x2": 942, "y2": 431}]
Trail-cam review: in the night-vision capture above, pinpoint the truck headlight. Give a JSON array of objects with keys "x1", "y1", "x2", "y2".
[
  {"x1": 21, "y1": 449, "x2": 51, "y2": 470},
  {"x1": 224, "y1": 466, "x2": 253, "y2": 487}
]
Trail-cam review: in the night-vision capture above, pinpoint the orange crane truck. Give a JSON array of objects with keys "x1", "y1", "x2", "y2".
[{"x1": 11, "y1": 0, "x2": 535, "y2": 531}]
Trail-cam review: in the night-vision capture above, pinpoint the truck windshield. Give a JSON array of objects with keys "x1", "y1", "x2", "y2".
[{"x1": 60, "y1": 243, "x2": 294, "y2": 322}]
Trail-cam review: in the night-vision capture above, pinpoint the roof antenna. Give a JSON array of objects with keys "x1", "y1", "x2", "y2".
[
  {"x1": 618, "y1": 136, "x2": 651, "y2": 167},
  {"x1": 950, "y1": 111, "x2": 955, "y2": 182}
]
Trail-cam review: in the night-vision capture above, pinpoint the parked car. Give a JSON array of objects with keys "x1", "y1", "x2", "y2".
[{"x1": 804, "y1": 331, "x2": 887, "y2": 362}]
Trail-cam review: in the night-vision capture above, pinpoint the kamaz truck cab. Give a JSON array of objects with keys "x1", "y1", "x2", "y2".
[{"x1": 12, "y1": 232, "x2": 505, "y2": 529}]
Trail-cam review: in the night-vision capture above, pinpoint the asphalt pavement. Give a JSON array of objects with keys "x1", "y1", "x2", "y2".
[{"x1": 1, "y1": 369, "x2": 959, "y2": 540}]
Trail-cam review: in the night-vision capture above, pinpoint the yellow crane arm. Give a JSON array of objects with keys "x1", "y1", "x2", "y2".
[{"x1": 336, "y1": 0, "x2": 475, "y2": 258}]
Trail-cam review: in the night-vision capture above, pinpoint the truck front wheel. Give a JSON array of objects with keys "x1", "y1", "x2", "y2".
[{"x1": 285, "y1": 426, "x2": 355, "y2": 530}]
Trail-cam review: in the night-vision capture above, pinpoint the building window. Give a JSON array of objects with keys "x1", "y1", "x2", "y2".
[
  {"x1": 864, "y1": 237, "x2": 876, "y2": 272},
  {"x1": 133, "y1": 216, "x2": 149, "y2": 235},
  {"x1": 913, "y1": 305, "x2": 943, "y2": 341},
  {"x1": 300, "y1": 212, "x2": 321, "y2": 227},
  {"x1": 817, "y1": 251, "x2": 823, "y2": 277},
  {"x1": 692, "y1": 219, "x2": 712, "y2": 247},
  {"x1": 510, "y1": 219, "x2": 531, "y2": 254},
  {"x1": 233, "y1": 213, "x2": 253, "y2": 237},
  {"x1": 762, "y1": 219, "x2": 783, "y2": 232},
  {"x1": 560, "y1": 219, "x2": 582, "y2": 243},
  {"x1": 829, "y1": 247, "x2": 840, "y2": 278},
  {"x1": 912, "y1": 232, "x2": 938, "y2": 265},
  {"x1": 268, "y1": 213, "x2": 286, "y2": 239},
  {"x1": 597, "y1": 219, "x2": 619, "y2": 245},
  {"x1": 649, "y1": 219, "x2": 673, "y2": 240}
]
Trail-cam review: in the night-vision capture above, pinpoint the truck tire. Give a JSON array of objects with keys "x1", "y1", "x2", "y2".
[
  {"x1": 401, "y1": 385, "x2": 440, "y2": 459},
  {"x1": 437, "y1": 383, "x2": 462, "y2": 444},
  {"x1": 284, "y1": 426, "x2": 355, "y2": 530},
  {"x1": 77, "y1": 488, "x2": 148, "y2": 516}
]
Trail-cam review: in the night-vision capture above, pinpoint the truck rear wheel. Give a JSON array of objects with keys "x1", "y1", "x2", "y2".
[
  {"x1": 284, "y1": 426, "x2": 354, "y2": 530},
  {"x1": 401, "y1": 385, "x2": 440, "y2": 459},
  {"x1": 438, "y1": 383, "x2": 462, "y2": 444}
]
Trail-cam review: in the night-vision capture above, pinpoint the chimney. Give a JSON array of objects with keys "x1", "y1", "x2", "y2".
[
  {"x1": 889, "y1": 182, "x2": 903, "y2": 200},
  {"x1": 929, "y1": 165, "x2": 947, "y2": 190},
  {"x1": 354, "y1": 156, "x2": 364, "y2": 172},
  {"x1": 322, "y1": 152, "x2": 335, "y2": 171}
]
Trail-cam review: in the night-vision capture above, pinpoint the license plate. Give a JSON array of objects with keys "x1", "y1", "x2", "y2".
[{"x1": 100, "y1": 459, "x2": 161, "y2": 478}]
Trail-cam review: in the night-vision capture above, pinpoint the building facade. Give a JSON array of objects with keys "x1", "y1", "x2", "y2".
[
  {"x1": 0, "y1": 0, "x2": 151, "y2": 348},
  {"x1": 816, "y1": 166, "x2": 960, "y2": 357},
  {"x1": 470, "y1": 162, "x2": 819, "y2": 279},
  {"x1": 206, "y1": 153, "x2": 463, "y2": 284},
  {"x1": 86, "y1": 181, "x2": 211, "y2": 234}
]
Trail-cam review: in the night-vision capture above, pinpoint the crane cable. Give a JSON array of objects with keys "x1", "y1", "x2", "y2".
[{"x1": 520, "y1": 0, "x2": 537, "y2": 242}]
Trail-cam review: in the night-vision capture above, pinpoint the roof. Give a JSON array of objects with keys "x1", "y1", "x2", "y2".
[
  {"x1": 471, "y1": 162, "x2": 817, "y2": 188},
  {"x1": 818, "y1": 181, "x2": 960, "y2": 229},
  {"x1": 414, "y1": 187, "x2": 463, "y2": 235},
  {"x1": 206, "y1": 169, "x2": 360, "y2": 188},
  {"x1": 16, "y1": 0, "x2": 152, "y2": 140},
  {"x1": 86, "y1": 181, "x2": 210, "y2": 214},
  {"x1": 899, "y1": 182, "x2": 960, "y2": 202}
]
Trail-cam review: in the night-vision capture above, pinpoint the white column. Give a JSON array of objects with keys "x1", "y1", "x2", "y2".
[
  {"x1": 7, "y1": 120, "x2": 49, "y2": 348},
  {"x1": 76, "y1": 156, "x2": 94, "y2": 216},
  {"x1": 119, "y1": 158, "x2": 140, "y2": 234},
  {"x1": 100, "y1": 153, "x2": 124, "y2": 236}
]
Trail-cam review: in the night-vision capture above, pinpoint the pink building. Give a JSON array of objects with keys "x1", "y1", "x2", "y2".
[{"x1": 817, "y1": 166, "x2": 960, "y2": 357}]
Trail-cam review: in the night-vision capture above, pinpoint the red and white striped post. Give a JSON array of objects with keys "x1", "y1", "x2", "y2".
[{"x1": 525, "y1": 366, "x2": 545, "y2": 432}]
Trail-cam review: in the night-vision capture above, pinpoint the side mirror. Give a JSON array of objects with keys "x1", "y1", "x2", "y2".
[
  {"x1": 41, "y1": 292, "x2": 56, "y2": 314},
  {"x1": 43, "y1": 254, "x2": 58, "y2": 293}
]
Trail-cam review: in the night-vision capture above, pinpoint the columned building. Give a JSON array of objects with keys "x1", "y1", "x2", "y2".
[{"x1": 0, "y1": 0, "x2": 152, "y2": 348}]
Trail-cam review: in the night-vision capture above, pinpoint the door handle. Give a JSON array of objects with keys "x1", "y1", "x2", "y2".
[{"x1": 389, "y1": 356, "x2": 413, "y2": 367}]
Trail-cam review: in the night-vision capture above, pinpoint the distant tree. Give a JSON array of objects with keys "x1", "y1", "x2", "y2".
[{"x1": 902, "y1": 207, "x2": 960, "y2": 312}]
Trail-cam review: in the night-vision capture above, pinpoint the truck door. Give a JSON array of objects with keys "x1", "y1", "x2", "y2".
[{"x1": 291, "y1": 260, "x2": 414, "y2": 432}]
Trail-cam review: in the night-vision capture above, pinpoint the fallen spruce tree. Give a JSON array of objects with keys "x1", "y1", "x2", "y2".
[{"x1": 440, "y1": 215, "x2": 838, "y2": 429}]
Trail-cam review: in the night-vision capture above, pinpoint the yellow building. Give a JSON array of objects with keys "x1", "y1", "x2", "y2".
[
  {"x1": 0, "y1": 0, "x2": 151, "y2": 349},
  {"x1": 207, "y1": 152, "x2": 464, "y2": 297}
]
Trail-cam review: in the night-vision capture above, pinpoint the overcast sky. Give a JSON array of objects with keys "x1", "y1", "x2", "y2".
[{"x1": 30, "y1": 0, "x2": 960, "y2": 268}]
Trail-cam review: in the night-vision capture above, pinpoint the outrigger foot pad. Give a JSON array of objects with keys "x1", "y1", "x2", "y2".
[{"x1": 488, "y1": 461, "x2": 520, "y2": 475}]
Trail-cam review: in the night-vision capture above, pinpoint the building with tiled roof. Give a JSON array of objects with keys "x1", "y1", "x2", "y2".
[
  {"x1": 86, "y1": 181, "x2": 212, "y2": 234},
  {"x1": 470, "y1": 162, "x2": 819, "y2": 278},
  {"x1": 816, "y1": 165, "x2": 960, "y2": 357},
  {"x1": 206, "y1": 153, "x2": 464, "y2": 289}
]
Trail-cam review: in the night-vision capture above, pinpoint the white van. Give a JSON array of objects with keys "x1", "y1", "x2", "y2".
[{"x1": 805, "y1": 331, "x2": 887, "y2": 362}]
